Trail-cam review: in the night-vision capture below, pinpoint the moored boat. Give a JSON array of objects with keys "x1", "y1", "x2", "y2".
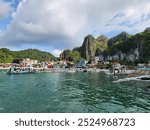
[
  {"x1": 113, "y1": 69, "x2": 150, "y2": 83},
  {"x1": 7, "y1": 65, "x2": 36, "y2": 74},
  {"x1": 113, "y1": 75, "x2": 150, "y2": 83}
]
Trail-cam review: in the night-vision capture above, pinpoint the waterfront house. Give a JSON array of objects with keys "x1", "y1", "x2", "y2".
[
  {"x1": 23, "y1": 58, "x2": 38, "y2": 66},
  {"x1": 95, "y1": 56, "x2": 100, "y2": 64},
  {"x1": 76, "y1": 58, "x2": 87, "y2": 68},
  {"x1": 148, "y1": 61, "x2": 150, "y2": 68},
  {"x1": 137, "y1": 63, "x2": 146, "y2": 69},
  {"x1": 0, "y1": 63, "x2": 3, "y2": 67}
]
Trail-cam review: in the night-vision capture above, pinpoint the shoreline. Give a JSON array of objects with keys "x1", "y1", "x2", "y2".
[{"x1": 0, "y1": 67, "x2": 135, "y2": 75}]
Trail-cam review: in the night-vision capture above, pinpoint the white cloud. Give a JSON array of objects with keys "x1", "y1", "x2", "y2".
[
  {"x1": 0, "y1": 0, "x2": 150, "y2": 51},
  {"x1": 0, "y1": 30, "x2": 2, "y2": 36},
  {"x1": 0, "y1": 0, "x2": 11, "y2": 19},
  {"x1": 51, "y1": 49, "x2": 63, "y2": 57},
  {"x1": 104, "y1": 1, "x2": 150, "y2": 34}
]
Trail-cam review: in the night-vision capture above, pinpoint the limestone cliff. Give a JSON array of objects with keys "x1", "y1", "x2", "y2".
[
  {"x1": 67, "y1": 27, "x2": 150, "y2": 63},
  {"x1": 78, "y1": 34, "x2": 108, "y2": 61},
  {"x1": 80, "y1": 35, "x2": 96, "y2": 60},
  {"x1": 108, "y1": 28, "x2": 150, "y2": 62}
]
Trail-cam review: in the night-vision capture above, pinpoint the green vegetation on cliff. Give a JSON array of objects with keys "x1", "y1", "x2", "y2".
[
  {"x1": 108, "y1": 31, "x2": 130, "y2": 46},
  {"x1": 0, "y1": 48, "x2": 14, "y2": 63},
  {"x1": 95, "y1": 35, "x2": 108, "y2": 56},
  {"x1": 0, "y1": 48, "x2": 54, "y2": 63},
  {"x1": 73, "y1": 34, "x2": 108, "y2": 61},
  {"x1": 60, "y1": 50, "x2": 81, "y2": 63},
  {"x1": 71, "y1": 27, "x2": 150, "y2": 63},
  {"x1": 108, "y1": 28, "x2": 150, "y2": 62}
]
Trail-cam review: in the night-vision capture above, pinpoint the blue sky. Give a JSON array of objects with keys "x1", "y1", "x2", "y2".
[
  {"x1": 0, "y1": 0, "x2": 19, "y2": 29},
  {"x1": 0, "y1": 0, "x2": 150, "y2": 57}
]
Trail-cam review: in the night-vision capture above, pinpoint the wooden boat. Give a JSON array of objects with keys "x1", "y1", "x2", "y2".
[
  {"x1": 7, "y1": 65, "x2": 36, "y2": 74},
  {"x1": 113, "y1": 75, "x2": 150, "y2": 83},
  {"x1": 113, "y1": 69, "x2": 150, "y2": 83}
]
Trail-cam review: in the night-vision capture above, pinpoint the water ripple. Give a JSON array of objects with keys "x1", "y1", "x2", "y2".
[{"x1": 0, "y1": 71, "x2": 150, "y2": 112}]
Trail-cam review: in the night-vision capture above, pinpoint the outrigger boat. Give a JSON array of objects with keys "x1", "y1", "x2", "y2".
[
  {"x1": 113, "y1": 75, "x2": 150, "y2": 83},
  {"x1": 113, "y1": 69, "x2": 150, "y2": 83},
  {"x1": 7, "y1": 65, "x2": 36, "y2": 74}
]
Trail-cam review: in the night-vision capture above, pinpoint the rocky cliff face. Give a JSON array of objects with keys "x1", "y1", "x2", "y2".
[
  {"x1": 80, "y1": 35, "x2": 96, "y2": 60},
  {"x1": 108, "y1": 48, "x2": 139, "y2": 61},
  {"x1": 108, "y1": 28, "x2": 150, "y2": 62},
  {"x1": 95, "y1": 35, "x2": 108, "y2": 56},
  {"x1": 108, "y1": 31, "x2": 130, "y2": 46},
  {"x1": 144, "y1": 27, "x2": 150, "y2": 33},
  {"x1": 60, "y1": 49, "x2": 81, "y2": 62},
  {"x1": 69, "y1": 27, "x2": 150, "y2": 63},
  {"x1": 79, "y1": 34, "x2": 108, "y2": 61}
]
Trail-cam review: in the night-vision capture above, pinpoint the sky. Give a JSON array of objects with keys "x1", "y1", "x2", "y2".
[{"x1": 0, "y1": 0, "x2": 150, "y2": 57}]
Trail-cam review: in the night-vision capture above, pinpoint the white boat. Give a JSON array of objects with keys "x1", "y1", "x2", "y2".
[
  {"x1": 65, "y1": 69, "x2": 76, "y2": 73},
  {"x1": 113, "y1": 75, "x2": 150, "y2": 83},
  {"x1": 8, "y1": 65, "x2": 36, "y2": 74},
  {"x1": 52, "y1": 68, "x2": 65, "y2": 73}
]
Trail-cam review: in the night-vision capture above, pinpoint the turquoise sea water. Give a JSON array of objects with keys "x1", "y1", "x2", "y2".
[{"x1": 0, "y1": 70, "x2": 150, "y2": 113}]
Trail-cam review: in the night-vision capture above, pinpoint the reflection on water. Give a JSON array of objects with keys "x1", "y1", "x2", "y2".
[{"x1": 0, "y1": 71, "x2": 150, "y2": 113}]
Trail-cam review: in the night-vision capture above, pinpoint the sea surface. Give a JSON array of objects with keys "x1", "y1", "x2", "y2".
[{"x1": 0, "y1": 70, "x2": 150, "y2": 113}]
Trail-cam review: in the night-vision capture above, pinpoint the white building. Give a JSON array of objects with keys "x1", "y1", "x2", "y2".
[
  {"x1": 23, "y1": 58, "x2": 38, "y2": 65},
  {"x1": 95, "y1": 57, "x2": 100, "y2": 63},
  {"x1": 76, "y1": 58, "x2": 87, "y2": 68}
]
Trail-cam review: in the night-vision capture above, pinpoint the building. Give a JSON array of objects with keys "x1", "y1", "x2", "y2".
[
  {"x1": 22, "y1": 58, "x2": 38, "y2": 66},
  {"x1": 148, "y1": 61, "x2": 150, "y2": 68},
  {"x1": 95, "y1": 56, "x2": 100, "y2": 63},
  {"x1": 137, "y1": 63, "x2": 145, "y2": 68},
  {"x1": 76, "y1": 58, "x2": 87, "y2": 68}
]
